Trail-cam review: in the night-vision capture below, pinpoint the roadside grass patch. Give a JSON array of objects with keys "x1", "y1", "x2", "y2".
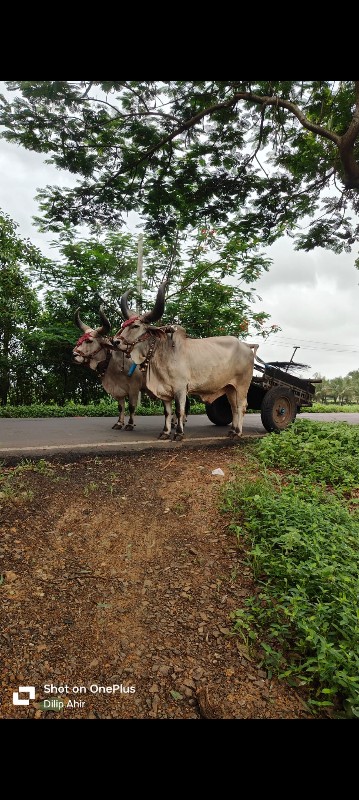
[
  {"x1": 0, "y1": 399, "x2": 206, "y2": 418},
  {"x1": 258, "y1": 419, "x2": 359, "y2": 492},
  {"x1": 223, "y1": 420, "x2": 359, "y2": 716},
  {"x1": 302, "y1": 403, "x2": 359, "y2": 413},
  {"x1": 0, "y1": 459, "x2": 54, "y2": 506}
]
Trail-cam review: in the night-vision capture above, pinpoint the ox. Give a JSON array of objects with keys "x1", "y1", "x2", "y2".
[
  {"x1": 113, "y1": 282, "x2": 257, "y2": 440},
  {"x1": 73, "y1": 307, "x2": 144, "y2": 430}
]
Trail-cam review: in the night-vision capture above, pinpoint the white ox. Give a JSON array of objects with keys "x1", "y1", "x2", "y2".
[
  {"x1": 73, "y1": 307, "x2": 144, "y2": 430},
  {"x1": 113, "y1": 282, "x2": 257, "y2": 440}
]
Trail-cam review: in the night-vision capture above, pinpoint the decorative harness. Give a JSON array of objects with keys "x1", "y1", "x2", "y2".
[
  {"x1": 117, "y1": 320, "x2": 177, "y2": 373},
  {"x1": 73, "y1": 332, "x2": 114, "y2": 377}
]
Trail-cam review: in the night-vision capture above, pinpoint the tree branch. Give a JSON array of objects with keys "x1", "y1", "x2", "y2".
[
  {"x1": 85, "y1": 96, "x2": 180, "y2": 124},
  {"x1": 81, "y1": 81, "x2": 94, "y2": 99},
  {"x1": 108, "y1": 89, "x2": 345, "y2": 184}
]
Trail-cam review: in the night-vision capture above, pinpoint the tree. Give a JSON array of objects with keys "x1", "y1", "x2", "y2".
[
  {"x1": 54, "y1": 229, "x2": 274, "y2": 339},
  {"x1": 33, "y1": 232, "x2": 142, "y2": 405},
  {"x1": 37, "y1": 230, "x2": 274, "y2": 404},
  {"x1": 0, "y1": 211, "x2": 44, "y2": 405},
  {"x1": 1, "y1": 81, "x2": 359, "y2": 258}
]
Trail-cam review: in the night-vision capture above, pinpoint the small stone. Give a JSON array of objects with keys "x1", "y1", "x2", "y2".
[{"x1": 158, "y1": 665, "x2": 170, "y2": 677}]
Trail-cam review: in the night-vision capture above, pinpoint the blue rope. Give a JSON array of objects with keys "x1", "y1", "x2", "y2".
[{"x1": 128, "y1": 362, "x2": 137, "y2": 377}]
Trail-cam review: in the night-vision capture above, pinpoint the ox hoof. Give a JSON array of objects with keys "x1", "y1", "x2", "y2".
[
  {"x1": 112, "y1": 423, "x2": 123, "y2": 430},
  {"x1": 124, "y1": 424, "x2": 135, "y2": 431},
  {"x1": 227, "y1": 429, "x2": 241, "y2": 438},
  {"x1": 172, "y1": 433, "x2": 184, "y2": 442},
  {"x1": 158, "y1": 432, "x2": 171, "y2": 440}
]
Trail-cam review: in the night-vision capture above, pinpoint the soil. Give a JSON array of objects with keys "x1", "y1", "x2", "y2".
[{"x1": 0, "y1": 445, "x2": 330, "y2": 720}]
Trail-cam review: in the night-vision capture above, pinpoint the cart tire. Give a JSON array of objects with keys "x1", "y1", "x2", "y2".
[
  {"x1": 260, "y1": 386, "x2": 297, "y2": 433},
  {"x1": 205, "y1": 396, "x2": 232, "y2": 426}
]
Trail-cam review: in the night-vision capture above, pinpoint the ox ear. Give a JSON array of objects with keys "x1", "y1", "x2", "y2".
[
  {"x1": 97, "y1": 305, "x2": 111, "y2": 335},
  {"x1": 74, "y1": 308, "x2": 91, "y2": 332},
  {"x1": 146, "y1": 326, "x2": 167, "y2": 339},
  {"x1": 141, "y1": 280, "x2": 167, "y2": 324},
  {"x1": 120, "y1": 288, "x2": 134, "y2": 320}
]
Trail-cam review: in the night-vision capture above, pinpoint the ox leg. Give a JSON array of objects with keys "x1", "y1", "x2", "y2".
[
  {"x1": 172, "y1": 391, "x2": 186, "y2": 441},
  {"x1": 158, "y1": 400, "x2": 172, "y2": 440},
  {"x1": 226, "y1": 386, "x2": 247, "y2": 438},
  {"x1": 124, "y1": 402, "x2": 136, "y2": 431},
  {"x1": 171, "y1": 397, "x2": 188, "y2": 427},
  {"x1": 112, "y1": 401, "x2": 125, "y2": 430}
]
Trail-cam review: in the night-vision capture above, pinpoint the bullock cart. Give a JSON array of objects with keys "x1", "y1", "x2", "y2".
[{"x1": 205, "y1": 362, "x2": 320, "y2": 433}]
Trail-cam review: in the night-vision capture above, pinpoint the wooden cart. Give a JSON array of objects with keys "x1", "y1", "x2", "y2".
[{"x1": 205, "y1": 362, "x2": 320, "y2": 433}]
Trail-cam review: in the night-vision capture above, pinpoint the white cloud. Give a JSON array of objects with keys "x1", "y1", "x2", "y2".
[
  {"x1": 0, "y1": 137, "x2": 78, "y2": 257},
  {"x1": 251, "y1": 238, "x2": 359, "y2": 378}
]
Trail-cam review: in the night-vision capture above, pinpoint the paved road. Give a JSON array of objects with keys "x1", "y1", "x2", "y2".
[{"x1": 0, "y1": 412, "x2": 358, "y2": 463}]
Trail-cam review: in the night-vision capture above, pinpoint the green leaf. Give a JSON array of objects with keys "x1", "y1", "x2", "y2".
[{"x1": 170, "y1": 690, "x2": 183, "y2": 701}]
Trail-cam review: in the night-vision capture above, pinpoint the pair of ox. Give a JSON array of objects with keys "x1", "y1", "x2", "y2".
[
  {"x1": 110, "y1": 281, "x2": 258, "y2": 440},
  {"x1": 73, "y1": 304, "x2": 189, "y2": 432}
]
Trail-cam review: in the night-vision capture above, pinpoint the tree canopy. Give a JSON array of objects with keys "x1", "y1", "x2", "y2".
[
  {"x1": 1, "y1": 81, "x2": 358, "y2": 257},
  {"x1": 0, "y1": 212, "x2": 274, "y2": 406},
  {"x1": 0, "y1": 212, "x2": 43, "y2": 404}
]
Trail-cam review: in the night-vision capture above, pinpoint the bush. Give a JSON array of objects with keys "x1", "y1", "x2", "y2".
[
  {"x1": 223, "y1": 420, "x2": 359, "y2": 716},
  {"x1": 0, "y1": 399, "x2": 206, "y2": 418}
]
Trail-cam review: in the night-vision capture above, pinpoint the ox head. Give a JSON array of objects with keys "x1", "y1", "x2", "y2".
[
  {"x1": 73, "y1": 306, "x2": 113, "y2": 366},
  {"x1": 113, "y1": 281, "x2": 167, "y2": 358}
]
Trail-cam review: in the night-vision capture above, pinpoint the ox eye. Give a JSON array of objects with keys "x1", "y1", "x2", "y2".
[{"x1": 132, "y1": 324, "x2": 140, "y2": 329}]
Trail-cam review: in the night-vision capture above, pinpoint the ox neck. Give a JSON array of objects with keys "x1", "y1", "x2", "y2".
[
  {"x1": 138, "y1": 335, "x2": 157, "y2": 373},
  {"x1": 126, "y1": 333, "x2": 158, "y2": 373},
  {"x1": 95, "y1": 348, "x2": 112, "y2": 377}
]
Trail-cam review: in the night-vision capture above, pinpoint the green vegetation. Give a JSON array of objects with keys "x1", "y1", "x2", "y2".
[
  {"x1": 0, "y1": 399, "x2": 206, "y2": 418},
  {"x1": 223, "y1": 420, "x2": 359, "y2": 716},
  {"x1": 1, "y1": 401, "x2": 359, "y2": 418},
  {"x1": 303, "y1": 403, "x2": 359, "y2": 413},
  {"x1": 0, "y1": 459, "x2": 53, "y2": 506},
  {"x1": 2, "y1": 82, "x2": 359, "y2": 254},
  {"x1": 258, "y1": 418, "x2": 359, "y2": 490},
  {"x1": 0, "y1": 211, "x2": 271, "y2": 408}
]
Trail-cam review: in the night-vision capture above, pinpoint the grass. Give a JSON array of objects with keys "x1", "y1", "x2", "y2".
[
  {"x1": 222, "y1": 420, "x2": 359, "y2": 717},
  {"x1": 1, "y1": 401, "x2": 359, "y2": 418},
  {"x1": 0, "y1": 400, "x2": 206, "y2": 417},
  {"x1": 0, "y1": 459, "x2": 54, "y2": 506},
  {"x1": 301, "y1": 403, "x2": 359, "y2": 413}
]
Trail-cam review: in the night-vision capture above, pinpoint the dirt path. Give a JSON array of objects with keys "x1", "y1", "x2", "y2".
[{"x1": 0, "y1": 445, "x2": 326, "y2": 719}]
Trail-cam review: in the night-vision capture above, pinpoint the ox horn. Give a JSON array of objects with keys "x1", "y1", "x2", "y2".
[
  {"x1": 141, "y1": 280, "x2": 167, "y2": 324},
  {"x1": 120, "y1": 288, "x2": 134, "y2": 320},
  {"x1": 98, "y1": 305, "x2": 111, "y2": 335},
  {"x1": 74, "y1": 308, "x2": 91, "y2": 332}
]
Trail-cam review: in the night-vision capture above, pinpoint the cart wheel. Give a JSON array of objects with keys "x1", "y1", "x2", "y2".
[
  {"x1": 205, "y1": 395, "x2": 232, "y2": 426},
  {"x1": 260, "y1": 386, "x2": 297, "y2": 433}
]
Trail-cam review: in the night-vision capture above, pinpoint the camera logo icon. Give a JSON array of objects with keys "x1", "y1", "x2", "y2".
[{"x1": 13, "y1": 686, "x2": 36, "y2": 706}]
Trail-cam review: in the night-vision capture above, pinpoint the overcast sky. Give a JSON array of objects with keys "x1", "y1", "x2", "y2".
[{"x1": 1, "y1": 128, "x2": 358, "y2": 380}]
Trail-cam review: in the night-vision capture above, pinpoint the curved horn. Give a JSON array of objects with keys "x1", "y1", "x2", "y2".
[
  {"x1": 98, "y1": 305, "x2": 111, "y2": 335},
  {"x1": 141, "y1": 280, "x2": 167, "y2": 324},
  {"x1": 120, "y1": 288, "x2": 134, "y2": 320},
  {"x1": 74, "y1": 308, "x2": 91, "y2": 332}
]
